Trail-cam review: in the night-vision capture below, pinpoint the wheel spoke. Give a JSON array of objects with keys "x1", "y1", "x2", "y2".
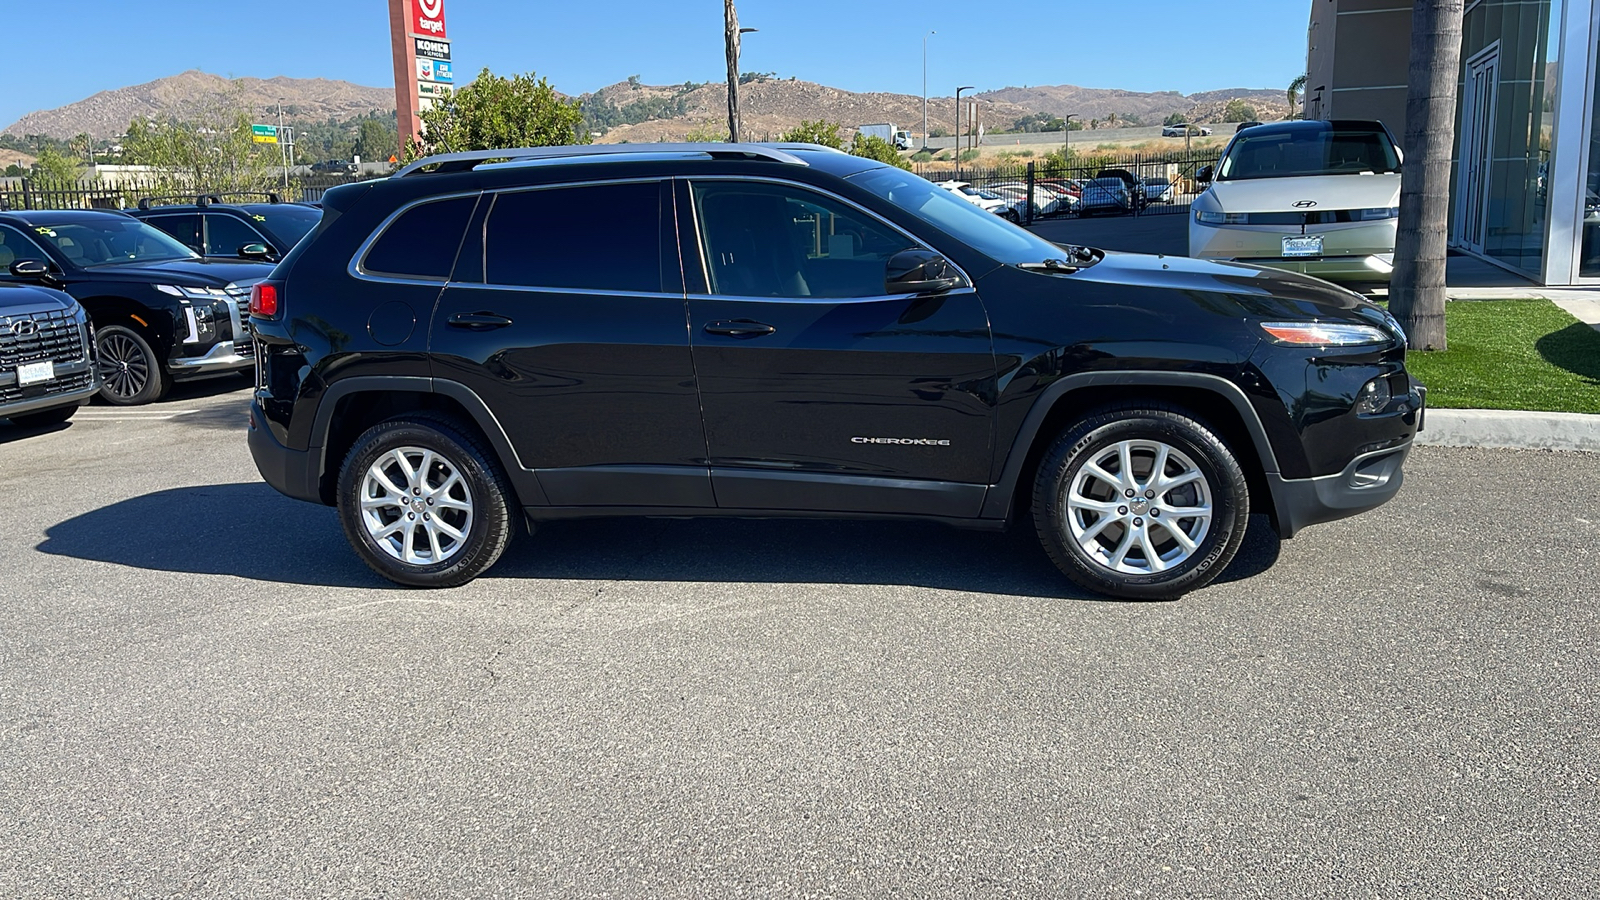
[
  {"x1": 1157, "y1": 469, "x2": 1203, "y2": 493},
  {"x1": 1116, "y1": 442, "x2": 1135, "y2": 489},
  {"x1": 1068, "y1": 496, "x2": 1121, "y2": 515},
  {"x1": 1109, "y1": 527, "x2": 1136, "y2": 568},
  {"x1": 433, "y1": 518, "x2": 466, "y2": 541},
  {"x1": 1083, "y1": 462, "x2": 1123, "y2": 493},
  {"x1": 1138, "y1": 527, "x2": 1166, "y2": 571},
  {"x1": 1148, "y1": 444, "x2": 1170, "y2": 491},
  {"x1": 1162, "y1": 504, "x2": 1212, "y2": 519},
  {"x1": 1079, "y1": 514, "x2": 1118, "y2": 542},
  {"x1": 361, "y1": 494, "x2": 399, "y2": 511},
  {"x1": 1160, "y1": 520, "x2": 1199, "y2": 553},
  {"x1": 424, "y1": 522, "x2": 445, "y2": 561},
  {"x1": 392, "y1": 451, "x2": 419, "y2": 491},
  {"x1": 371, "y1": 469, "x2": 407, "y2": 498}
]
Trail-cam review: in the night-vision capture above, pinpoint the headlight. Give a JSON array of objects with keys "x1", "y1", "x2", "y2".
[
  {"x1": 1259, "y1": 321, "x2": 1391, "y2": 346},
  {"x1": 1195, "y1": 210, "x2": 1248, "y2": 225},
  {"x1": 1357, "y1": 207, "x2": 1400, "y2": 220},
  {"x1": 155, "y1": 284, "x2": 229, "y2": 300}
]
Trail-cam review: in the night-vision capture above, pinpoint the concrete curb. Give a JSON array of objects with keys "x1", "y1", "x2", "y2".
[{"x1": 1415, "y1": 409, "x2": 1600, "y2": 452}]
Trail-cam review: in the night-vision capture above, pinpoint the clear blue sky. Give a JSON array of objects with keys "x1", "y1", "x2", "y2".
[{"x1": 2, "y1": 0, "x2": 1312, "y2": 129}]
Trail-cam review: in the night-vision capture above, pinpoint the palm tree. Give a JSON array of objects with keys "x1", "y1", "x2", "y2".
[
  {"x1": 1287, "y1": 75, "x2": 1308, "y2": 118},
  {"x1": 1390, "y1": 0, "x2": 1465, "y2": 351}
]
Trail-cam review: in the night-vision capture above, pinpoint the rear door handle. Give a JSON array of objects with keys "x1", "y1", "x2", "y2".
[
  {"x1": 703, "y1": 319, "x2": 776, "y2": 338},
  {"x1": 448, "y1": 312, "x2": 514, "y2": 330}
]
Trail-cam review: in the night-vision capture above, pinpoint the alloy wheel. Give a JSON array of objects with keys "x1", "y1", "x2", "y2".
[
  {"x1": 99, "y1": 332, "x2": 150, "y2": 400},
  {"x1": 1062, "y1": 439, "x2": 1214, "y2": 575},
  {"x1": 359, "y1": 446, "x2": 475, "y2": 566}
]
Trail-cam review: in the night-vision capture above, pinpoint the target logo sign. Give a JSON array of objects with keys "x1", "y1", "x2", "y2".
[{"x1": 411, "y1": 0, "x2": 447, "y2": 37}]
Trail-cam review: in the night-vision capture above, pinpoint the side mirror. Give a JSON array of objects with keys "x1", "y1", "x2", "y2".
[
  {"x1": 9, "y1": 259, "x2": 59, "y2": 285},
  {"x1": 1195, "y1": 165, "x2": 1213, "y2": 184},
  {"x1": 238, "y1": 243, "x2": 276, "y2": 262},
  {"x1": 886, "y1": 249, "x2": 961, "y2": 295}
]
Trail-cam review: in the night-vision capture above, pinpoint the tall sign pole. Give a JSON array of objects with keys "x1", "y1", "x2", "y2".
[{"x1": 390, "y1": 0, "x2": 453, "y2": 160}]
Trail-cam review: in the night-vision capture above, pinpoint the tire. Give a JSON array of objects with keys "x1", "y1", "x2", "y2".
[
  {"x1": 337, "y1": 413, "x2": 517, "y2": 588},
  {"x1": 96, "y1": 324, "x2": 171, "y2": 406},
  {"x1": 7, "y1": 405, "x2": 78, "y2": 428},
  {"x1": 1032, "y1": 406, "x2": 1249, "y2": 600},
  {"x1": 1005, "y1": 209, "x2": 1020, "y2": 224}
]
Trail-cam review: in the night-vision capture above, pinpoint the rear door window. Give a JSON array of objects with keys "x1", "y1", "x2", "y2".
[
  {"x1": 143, "y1": 214, "x2": 202, "y2": 252},
  {"x1": 204, "y1": 214, "x2": 268, "y2": 257},
  {"x1": 482, "y1": 181, "x2": 662, "y2": 293}
]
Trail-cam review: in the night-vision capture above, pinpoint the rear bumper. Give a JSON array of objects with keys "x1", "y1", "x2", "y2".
[
  {"x1": 1269, "y1": 439, "x2": 1413, "y2": 538},
  {"x1": 248, "y1": 397, "x2": 323, "y2": 504}
]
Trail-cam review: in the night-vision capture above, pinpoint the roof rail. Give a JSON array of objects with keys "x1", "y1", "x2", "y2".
[
  {"x1": 136, "y1": 191, "x2": 283, "y2": 211},
  {"x1": 394, "y1": 142, "x2": 818, "y2": 178}
]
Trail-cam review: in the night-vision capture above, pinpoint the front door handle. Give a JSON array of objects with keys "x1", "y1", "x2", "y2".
[
  {"x1": 448, "y1": 312, "x2": 514, "y2": 330},
  {"x1": 703, "y1": 319, "x2": 776, "y2": 338}
]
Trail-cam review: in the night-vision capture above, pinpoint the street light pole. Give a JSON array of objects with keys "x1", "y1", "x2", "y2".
[
  {"x1": 922, "y1": 31, "x2": 935, "y2": 151},
  {"x1": 1062, "y1": 113, "x2": 1077, "y2": 159},
  {"x1": 955, "y1": 85, "x2": 974, "y2": 175}
]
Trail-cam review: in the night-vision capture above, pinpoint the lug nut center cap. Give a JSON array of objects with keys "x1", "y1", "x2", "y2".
[{"x1": 1130, "y1": 498, "x2": 1151, "y2": 516}]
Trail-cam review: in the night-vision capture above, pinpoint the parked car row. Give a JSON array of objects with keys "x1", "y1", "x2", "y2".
[{"x1": 0, "y1": 194, "x2": 323, "y2": 418}]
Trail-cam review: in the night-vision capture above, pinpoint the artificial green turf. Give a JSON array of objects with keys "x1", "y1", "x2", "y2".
[{"x1": 1401, "y1": 300, "x2": 1600, "y2": 413}]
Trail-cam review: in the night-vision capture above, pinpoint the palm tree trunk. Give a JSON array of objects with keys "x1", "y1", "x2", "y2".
[
  {"x1": 724, "y1": 0, "x2": 741, "y2": 143},
  {"x1": 1390, "y1": 0, "x2": 1465, "y2": 351}
]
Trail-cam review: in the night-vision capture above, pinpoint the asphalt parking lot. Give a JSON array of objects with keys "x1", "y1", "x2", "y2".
[{"x1": 2, "y1": 382, "x2": 1596, "y2": 898}]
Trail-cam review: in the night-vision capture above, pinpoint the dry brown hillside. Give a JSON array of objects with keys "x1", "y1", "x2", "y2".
[
  {"x1": 979, "y1": 84, "x2": 1291, "y2": 126},
  {"x1": 4, "y1": 71, "x2": 393, "y2": 140},
  {"x1": 591, "y1": 78, "x2": 1034, "y2": 143}
]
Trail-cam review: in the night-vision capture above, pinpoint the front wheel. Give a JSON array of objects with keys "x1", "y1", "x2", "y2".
[
  {"x1": 1032, "y1": 407, "x2": 1250, "y2": 600},
  {"x1": 97, "y1": 325, "x2": 171, "y2": 406},
  {"x1": 337, "y1": 414, "x2": 517, "y2": 588}
]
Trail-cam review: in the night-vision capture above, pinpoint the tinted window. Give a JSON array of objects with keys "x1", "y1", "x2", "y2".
[
  {"x1": 692, "y1": 181, "x2": 916, "y2": 300},
  {"x1": 251, "y1": 206, "x2": 321, "y2": 248},
  {"x1": 0, "y1": 225, "x2": 51, "y2": 277},
  {"x1": 484, "y1": 182, "x2": 660, "y2": 293},
  {"x1": 364, "y1": 194, "x2": 477, "y2": 280},
  {"x1": 144, "y1": 214, "x2": 202, "y2": 252},
  {"x1": 30, "y1": 219, "x2": 196, "y2": 267},
  {"x1": 849, "y1": 167, "x2": 1066, "y2": 266},
  {"x1": 205, "y1": 214, "x2": 267, "y2": 257}
]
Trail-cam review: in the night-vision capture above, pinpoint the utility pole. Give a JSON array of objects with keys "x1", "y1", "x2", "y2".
[
  {"x1": 922, "y1": 31, "x2": 935, "y2": 150},
  {"x1": 955, "y1": 85, "x2": 974, "y2": 175},
  {"x1": 724, "y1": 0, "x2": 742, "y2": 143}
]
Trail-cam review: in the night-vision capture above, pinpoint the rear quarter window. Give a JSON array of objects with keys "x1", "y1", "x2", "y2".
[{"x1": 361, "y1": 194, "x2": 478, "y2": 280}]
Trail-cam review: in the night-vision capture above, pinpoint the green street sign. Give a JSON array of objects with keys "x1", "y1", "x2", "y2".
[{"x1": 251, "y1": 124, "x2": 278, "y2": 144}]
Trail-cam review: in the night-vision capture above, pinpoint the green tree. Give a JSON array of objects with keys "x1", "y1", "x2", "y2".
[
  {"x1": 356, "y1": 117, "x2": 395, "y2": 162},
  {"x1": 1163, "y1": 112, "x2": 1188, "y2": 126},
  {"x1": 848, "y1": 134, "x2": 911, "y2": 170},
  {"x1": 1222, "y1": 99, "x2": 1257, "y2": 122},
  {"x1": 121, "y1": 91, "x2": 282, "y2": 196},
  {"x1": 1287, "y1": 74, "x2": 1308, "y2": 117},
  {"x1": 405, "y1": 69, "x2": 587, "y2": 161},
  {"x1": 778, "y1": 119, "x2": 843, "y2": 149},
  {"x1": 31, "y1": 146, "x2": 84, "y2": 183}
]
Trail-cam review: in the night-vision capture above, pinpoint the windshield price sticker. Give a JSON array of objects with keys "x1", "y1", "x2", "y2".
[
  {"x1": 16, "y1": 360, "x2": 55, "y2": 386},
  {"x1": 1283, "y1": 235, "x2": 1324, "y2": 258}
]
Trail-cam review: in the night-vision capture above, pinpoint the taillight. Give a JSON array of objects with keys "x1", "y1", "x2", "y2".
[{"x1": 250, "y1": 282, "x2": 280, "y2": 318}]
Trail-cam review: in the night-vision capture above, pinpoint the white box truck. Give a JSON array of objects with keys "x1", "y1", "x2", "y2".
[{"x1": 857, "y1": 123, "x2": 913, "y2": 151}]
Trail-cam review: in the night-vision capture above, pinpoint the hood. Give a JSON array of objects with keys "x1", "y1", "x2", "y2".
[
  {"x1": 1066, "y1": 249, "x2": 1391, "y2": 326},
  {"x1": 0, "y1": 281, "x2": 77, "y2": 315},
  {"x1": 72, "y1": 257, "x2": 275, "y2": 287},
  {"x1": 1203, "y1": 173, "x2": 1401, "y2": 212}
]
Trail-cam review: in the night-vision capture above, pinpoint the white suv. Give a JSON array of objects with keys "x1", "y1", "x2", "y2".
[{"x1": 1189, "y1": 120, "x2": 1403, "y2": 288}]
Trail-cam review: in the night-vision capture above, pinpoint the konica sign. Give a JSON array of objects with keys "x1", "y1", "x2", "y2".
[{"x1": 411, "y1": 0, "x2": 447, "y2": 38}]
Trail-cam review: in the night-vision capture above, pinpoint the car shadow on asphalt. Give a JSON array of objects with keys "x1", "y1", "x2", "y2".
[{"x1": 35, "y1": 482, "x2": 1282, "y2": 599}]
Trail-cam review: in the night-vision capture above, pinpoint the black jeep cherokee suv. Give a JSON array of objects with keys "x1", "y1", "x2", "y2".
[
  {"x1": 0, "y1": 209, "x2": 272, "y2": 404},
  {"x1": 247, "y1": 143, "x2": 1423, "y2": 599},
  {"x1": 128, "y1": 193, "x2": 322, "y2": 263}
]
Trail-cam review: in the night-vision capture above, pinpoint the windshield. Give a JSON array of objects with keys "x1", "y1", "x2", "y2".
[
  {"x1": 31, "y1": 219, "x2": 198, "y2": 267},
  {"x1": 849, "y1": 166, "x2": 1071, "y2": 265},
  {"x1": 251, "y1": 205, "x2": 322, "y2": 247},
  {"x1": 1218, "y1": 126, "x2": 1400, "y2": 180}
]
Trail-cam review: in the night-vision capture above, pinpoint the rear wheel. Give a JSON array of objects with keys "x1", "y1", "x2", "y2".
[
  {"x1": 97, "y1": 325, "x2": 170, "y2": 406},
  {"x1": 337, "y1": 414, "x2": 516, "y2": 588},
  {"x1": 1033, "y1": 407, "x2": 1249, "y2": 600}
]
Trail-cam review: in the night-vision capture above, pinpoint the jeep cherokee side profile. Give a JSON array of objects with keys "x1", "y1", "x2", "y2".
[{"x1": 247, "y1": 143, "x2": 1423, "y2": 599}]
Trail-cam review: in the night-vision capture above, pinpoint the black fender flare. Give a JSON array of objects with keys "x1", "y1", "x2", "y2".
[
  {"x1": 309, "y1": 375, "x2": 548, "y2": 506},
  {"x1": 981, "y1": 371, "x2": 1283, "y2": 520}
]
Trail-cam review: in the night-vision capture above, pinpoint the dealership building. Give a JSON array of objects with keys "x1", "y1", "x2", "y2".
[{"x1": 1305, "y1": 0, "x2": 1600, "y2": 286}]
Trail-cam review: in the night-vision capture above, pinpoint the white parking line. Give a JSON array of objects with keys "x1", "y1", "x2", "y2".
[{"x1": 75, "y1": 409, "x2": 199, "y2": 421}]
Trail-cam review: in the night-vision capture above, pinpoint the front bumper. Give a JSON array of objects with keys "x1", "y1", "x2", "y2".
[
  {"x1": 170, "y1": 341, "x2": 255, "y2": 378},
  {"x1": 1268, "y1": 439, "x2": 1413, "y2": 538},
  {"x1": 1190, "y1": 218, "x2": 1397, "y2": 285}
]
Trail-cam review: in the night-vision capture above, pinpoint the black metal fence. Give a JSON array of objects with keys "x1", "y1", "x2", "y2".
[
  {"x1": 915, "y1": 150, "x2": 1221, "y2": 224},
  {"x1": 0, "y1": 173, "x2": 382, "y2": 212}
]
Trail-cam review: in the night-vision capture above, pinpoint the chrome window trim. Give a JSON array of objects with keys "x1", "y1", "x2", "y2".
[
  {"x1": 445, "y1": 282, "x2": 686, "y2": 301},
  {"x1": 348, "y1": 190, "x2": 484, "y2": 287},
  {"x1": 677, "y1": 175, "x2": 975, "y2": 304}
]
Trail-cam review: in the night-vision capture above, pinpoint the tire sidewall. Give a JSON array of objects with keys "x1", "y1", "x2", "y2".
[
  {"x1": 1041, "y1": 413, "x2": 1246, "y2": 597},
  {"x1": 337, "y1": 418, "x2": 510, "y2": 588}
]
